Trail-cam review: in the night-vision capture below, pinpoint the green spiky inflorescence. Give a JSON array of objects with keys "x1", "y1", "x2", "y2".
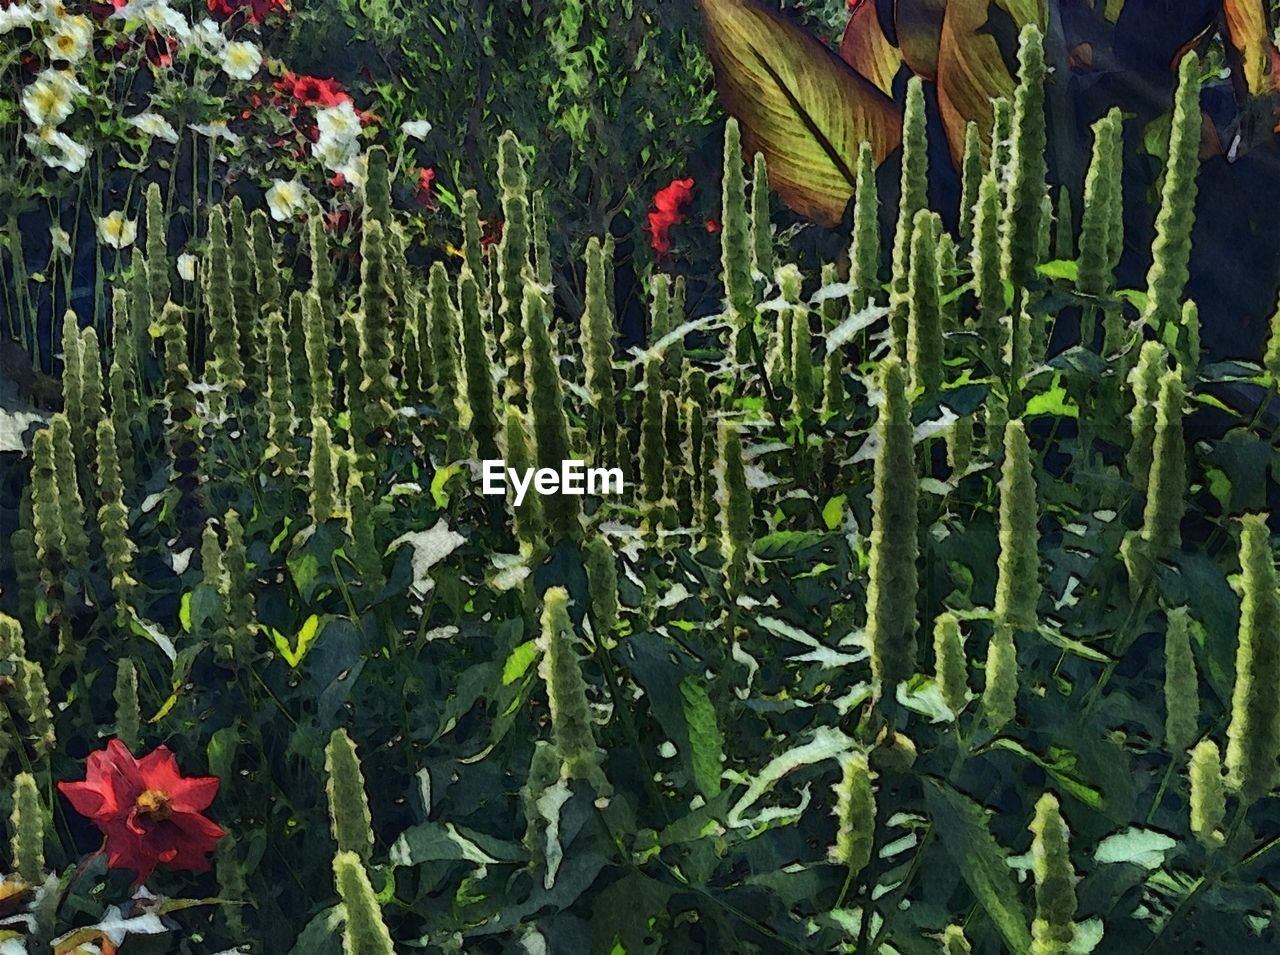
[
  {"x1": 333, "y1": 851, "x2": 395, "y2": 955},
  {"x1": 1001, "y1": 25, "x2": 1048, "y2": 289},
  {"x1": 145, "y1": 182, "x2": 170, "y2": 316},
  {"x1": 497, "y1": 131, "x2": 532, "y2": 397},
  {"x1": 461, "y1": 188, "x2": 485, "y2": 286},
  {"x1": 77, "y1": 326, "x2": 104, "y2": 464},
  {"x1": 114, "y1": 657, "x2": 141, "y2": 752},
  {"x1": 206, "y1": 206, "x2": 243, "y2": 394},
  {"x1": 1029, "y1": 793, "x2": 1077, "y2": 955},
  {"x1": 697, "y1": 416, "x2": 720, "y2": 547},
  {"x1": 683, "y1": 368, "x2": 709, "y2": 507},
  {"x1": 830, "y1": 750, "x2": 875, "y2": 877},
  {"x1": 50, "y1": 414, "x2": 89, "y2": 571},
  {"x1": 10, "y1": 772, "x2": 45, "y2": 884},
  {"x1": 891, "y1": 77, "x2": 928, "y2": 355},
  {"x1": 61, "y1": 310, "x2": 83, "y2": 442},
  {"x1": 750, "y1": 150, "x2": 773, "y2": 279},
  {"x1": 504, "y1": 408, "x2": 544, "y2": 548},
  {"x1": 584, "y1": 535, "x2": 619, "y2": 641},
  {"x1": 364, "y1": 146, "x2": 392, "y2": 230},
  {"x1": 459, "y1": 266, "x2": 500, "y2": 461},
  {"x1": 538, "y1": 587, "x2": 606, "y2": 786},
  {"x1": 1126, "y1": 340, "x2": 1168, "y2": 493},
  {"x1": 721, "y1": 118, "x2": 754, "y2": 362},
  {"x1": 990, "y1": 96, "x2": 1012, "y2": 183},
  {"x1": 994, "y1": 420, "x2": 1040, "y2": 630},
  {"x1": 1142, "y1": 52, "x2": 1202, "y2": 338},
  {"x1": 427, "y1": 261, "x2": 463, "y2": 458},
  {"x1": 1053, "y1": 186, "x2": 1073, "y2": 261},
  {"x1": 959, "y1": 120, "x2": 983, "y2": 245},
  {"x1": 639, "y1": 358, "x2": 666, "y2": 510},
  {"x1": 30, "y1": 429, "x2": 66, "y2": 610},
  {"x1": 128, "y1": 250, "x2": 152, "y2": 366},
  {"x1": 252, "y1": 208, "x2": 281, "y2": 314},
  {"x1": 532, "y1": 189, "x2": 552, "y2": 288},
  {"x1": 358, "y1": 218, "x2": 396, "y2": 429},
  {"x1": 524, "y1": 281, "x2": 582, "y2": 538},
  {"x1": 850, "y1": 142, "x2": 880, "y2": 313},
  {"x1": 718, "y1": 420, "x2": 752, "y2": 602},
  {"x1": 265, "y1": 310, "x2": 296, "y2": 475},
  {"x1": 983, "y1": 624, "x2": 1018, "y2": 732},
  {"x1": 933, "y1": 612, "x2": 968, "y2": 717},
  {"x1": 305, "y1": 291, "x2": 334, "y2": 422},
  {"x1": 948, "y1": 414, "x2": 973, "y2": 477},
  {"x1": 1224, "y1": 513, "x2": 1280, "y2": 804},
  {"x1": 228, "y1": 198, "x2": 260, "y2": 390},
  {"x1": 221, "y1": 510, "x2": 254, "y2": 660},
  {"x1": 310, "y1": 417, "x2": 337, "y2": 524},
  {"x1": 581, "y1": 236, "x2": 617, "y2": 463},
  {"x1": 1178, "y1": 299, "x2": 1201, "y2": 383},
  {"x1": 310, "y1": 214, "x2": 336, "y2": 321},
  {"x1": 326, "y1": 728, "x2": 375, "y2": 862},
  {"x1": 664, "y1": 391, "x2": 692, "y2": 524},
  {"x1": 341, "y1": 311, "x2": 369, "y2": 451},
  {"x1": 938, "y1": 229, "x2": 958, "y2": 333},
  {"x1": 1164, "y1": 607, "x2": 1199, "y2": 753},
  {"x1": 1077, "y1": 109, "x2": 1123, "y2": 300},
  {"x1": 1140, "y1": 371, "x2": 1186, "y2": 554},
  {"x1": 907, "y1": 210, "x2": 943, "y2": 394},
  {"x1": 865, "y1": 357, "x2": 919, "y2": 687},
  {"x1": 1189, "y1": 739, "x2": 1226, "y2": 849},
  {"x1": 972, "y1": 172, "x2": 1004, "y2": 373},
  {"x1": 96, "y1": 418, "x2": 136, "y2": 623}
]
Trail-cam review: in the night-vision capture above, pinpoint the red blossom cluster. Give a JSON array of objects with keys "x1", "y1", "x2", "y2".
[
  {"x1": 208, "y1": 0, "x2": 288, "y2": 25},
  {"x1": 416, "y1": 167, "x2": 436, "y2": 208},
  {"x1": 58, "y1": 740, "x2": 225, "y2": 884},
  {"x1": 647, "y1": 177, "x2": 695, "y2": 256},
  {"x1": 274, "y1": 71, "x2": 351, "y2": 109}
]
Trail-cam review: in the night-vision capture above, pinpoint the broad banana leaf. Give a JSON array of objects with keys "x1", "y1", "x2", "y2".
[
  {"x1": 1223, "y1": 0, "x2": 1277, "y2": 94},
  {"x1": 700, "y1": 0, "x2": 903, "y2": 226},
  {"x1": 840, "y1": 0, "x2": 902, "y2": 96},
  {"x1": 935, "y1": 0, "x2": 1046, "y2": 164},
  {"x1": 894, "y1": 0, "x2": 949, "y2": 80}
]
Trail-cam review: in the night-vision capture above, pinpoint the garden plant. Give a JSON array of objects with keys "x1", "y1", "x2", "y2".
[{"x1": 4, "y1": 1, "x2": 1280, "y2": 953}]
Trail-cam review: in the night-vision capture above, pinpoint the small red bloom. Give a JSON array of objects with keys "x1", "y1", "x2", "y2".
[
  {"x1": 647, "y1": 177, "x2": 695, "y2": 256},
  {"x1": 58, "y1": 740, "x2": 225, "y2": 884},
  {"x1": 481, "y1": 219, "x2": 503, "y2": 251},
  {"x1": 416, "y1": 167, "x2": 437, "y2": 209},
  {"x1": 208, "y1": 0, "x2": 287, "y2": 24},
  {"x1": 324, "y1": 208, "x2": 352, "y2": 233},
  {"x1": 275, "y1": 71, "x2": 350, "y2": 108},
  {"x1": 705, "y1": 218, "x2": 720, "y2": 234}
]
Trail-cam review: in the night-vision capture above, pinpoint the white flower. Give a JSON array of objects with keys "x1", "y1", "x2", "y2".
[
  {"x1": 219, "y1": 40, "x2": 260, "y2": 81},
  {"x1": 44, "y1": 13, "x2": 91, "y2": 62},
  {"x1": 265, "y1": 179, "x2": 307, "y2": 222},
  {"x1": 141, "y1": 1, "x2": 188, "y2": 39},
  {"x1": 0, "y1": 4, "x2": 38, "y2": 32},
  {"x1": 401, "y1": 119, "x2": 432, "y2": 140},
  {"x1": 127, "y1": 111, "x2": 179, "y2": 143},
  {"x1": 190, "y1": 121, "x2": 241, "y2": 143},
  {"x1": 23, "y1": 126, "x2": 89, "y2": 172},
  {"x1": 337, "y1": 153, "x2": 368, "y2": 191},
  {"x1": 312, "y1": 134, "x2": 358, "y2": 173},
  {"x1": 21, "y1": 69, "x2": 84, "y2": 127},
  {"x1": 184, "y1": 16, "x2": 222, "y2": 54},
  {"x1": 177, "y1": 253, "x2": 197, "y2": 281},
  {"x1": 50, "y1": 226, "x2": 71, "y2": 256},
  {"x1": 316, "y1": 100, "x2": 362, "y2": 143},
  {"x1": 97, "y1": 211, "x2": 138, "y2": 249}
]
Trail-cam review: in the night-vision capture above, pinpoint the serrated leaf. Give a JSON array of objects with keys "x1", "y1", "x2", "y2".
[{"x1": 924, "y1": 780, "x2": 1033, "y2": 954}]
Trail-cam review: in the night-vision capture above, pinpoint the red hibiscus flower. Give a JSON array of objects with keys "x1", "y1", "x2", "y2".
[
  {"x1": 416, "y1": 167, "x2": 437, "y2": 209},
  {"x1": 647, "y1": 177, "x2": 695, "y2": 257},
  {"x1": 275, "y1": 71, "x2": 350, "y2": 108},
  {"x1": 58, "y1": 740, "x2": 225, "y2": 884}
]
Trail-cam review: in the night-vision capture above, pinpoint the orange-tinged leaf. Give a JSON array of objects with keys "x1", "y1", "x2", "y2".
[
  {"x1": 894, "y1": 0, "x2": 949, "y2": 80},
  {"x1": 935, "y1": 0, "x2": 1046, "y2": 164},
  {"x1": 840, "y1": 0, "x2": 902, "y2": 96},
  {"x1": 700, "y1": 0, "x2": 903, "y2": 226},
  {"x1": 1224, "y1": 0, "x2": 1277, "y2": 94}
]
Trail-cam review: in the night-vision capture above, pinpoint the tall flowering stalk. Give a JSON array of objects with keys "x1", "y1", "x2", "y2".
[
  {"x1": 1029, "y1": 793, "x2": 1077, "y2": 955},
  {"x1": 1001, "y1": 25, "x2": 1047, "y2": 290},
  {"x1": 581, "y1": 236, "x2": 617, "y2": 464},
  {"x1": 497, "y1": 131, "x2": 532, "y2": 398},
  {"x1": 459, "y1": 266, "x2": 499, "y2": 461},
  {"x1": 326, "y1": 728, "x2": 375, "y2": 862},
  {"x1": 907, "y1": 210, "x2": 943, "y2": 394},
  {"x1": 866, "y1": 356, "x2": 918, "y2": 687},
  {"x1": 850, "y1": 142, "x2": 879, "y2": 314},
  {"x1": 524, "y1": 282, "x2": 581, "y2": 538},
  {"x1": 890, "y1": 77, "x2": 928, "y2": 355},
  {"x1": 750, "y1": 151, "x2": 773, "y2": 280},
  {"x1": 994, "y1": 420, "x2": 1040, "y2": 630},
  {"x1": 721, "y1": 118, "x2": 754, "y2": 363},
  {"x1": 539, "y1": 587, "x2": 607, "y2": 789}
]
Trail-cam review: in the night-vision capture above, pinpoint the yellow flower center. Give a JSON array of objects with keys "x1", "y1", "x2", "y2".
[{"x1": 135, "y1": 788, "x2": 172, "y2": 821}]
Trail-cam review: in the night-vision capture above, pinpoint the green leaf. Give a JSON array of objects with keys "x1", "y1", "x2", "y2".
[
  {"x1": 924, "y1": 780, "x2": 1033, "y2": 954},
  {"x1": 274, "y1": 614, "x2": 322, "y2": 668},
  {"x1": 1024, "y1": 383, "x2": 1079, "y2": 419},
  {"x1": 698, "y1": 0, "x2": 902, "y2": 225},
  {"x1": 502, "y1": 639, "x2": 540, "y2": 686},
  {"x1": 1093, "y1": 827, "x2": 1178, "y2": 870},
  {"x1": 987, "y1": 739, "x2": 1105, "y2": 808},
  {"x1": 753, "y1": 529, "x2": 826, "y2": 558},
  {"x1": 821, "y1": 494, "x2": 847, "y2": 530},
  {"x1": 431, "y1": 462, "x2": 463, "y2": 507},
  {"x1": 680, "y1": 676, "x2": 724, "y2": 798},
  {"x1": 1037, "y1": 259, "x2": 1080, "y2": 281}
]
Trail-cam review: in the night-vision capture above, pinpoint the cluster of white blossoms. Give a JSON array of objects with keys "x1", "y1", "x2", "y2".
[
  {"x1": 313, "y1": 100, "x2": 368, "y2": 189},
  {"x1": 9, "y1": 0, "x2": 264, "y2": 175}
]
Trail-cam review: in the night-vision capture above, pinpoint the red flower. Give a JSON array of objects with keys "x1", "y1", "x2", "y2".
[
  {"x1": 58, "y1": 740, "x2": 225, "y2": 884},
  {"x1": 416, "y1": 167, "x2": 437, "y2": 209},
  {"x1": 274, "y1": 71, "x2": 350, "y2": 108},
  {"x1": 705, "y1": 218, "x2": 720, "y2": 234},
  {"x1": 207, "y1": 0, "x2": 287, "y2": 24},
  {"x1": 647, "y1": 177, "x2": 695, "y2": 256},
  {"x1": 481, "y1": 218, "x2": 503, "y2": 251}
]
